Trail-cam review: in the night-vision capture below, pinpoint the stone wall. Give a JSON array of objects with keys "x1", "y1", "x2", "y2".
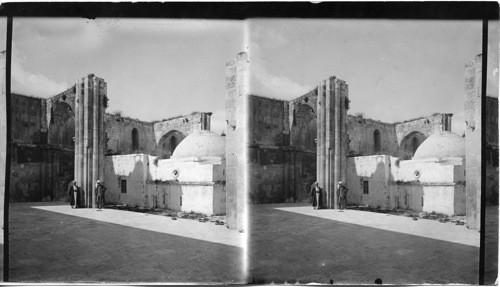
[
  {"x1": 11, "y1": 94, "x2": 46, "y2": 144},
  {"x1": 105, "y1": 114, "x2": 155, "y2": 155},
  {"x1": 486, "y1": 96, "x2": 498, "y2": 146},
  {"x1": 47, "y1": 88, "x2": 76, "y2": 150},
  {"x1": 395, "y1": 114, "x2": 451, "y2": 145},
  {"x1": 248, "y1": 89, "x2": 318, "y2": 204},
  {"x1": 105, "y1": 112, "x2": 209, "y2": 158},
  {"x1": 10, "y1": 93, "x2": 75, "y2": 202},
  {"x1": 248, "y1": 95, "x2": 288, "y2": 147},
  {"x1": 0, "y1": 51, "x2": 5, "y2": 239},
  {"x1": 464, "y1": 54, "x2": 482, "y2": 230},
  {"x1": 10, "y1": 148, "x2": 74, "y2": 202},
  {"x1": 485, "y1": 97, "x2": 498, "y2": 205},
  {"x1": 225, "y1": 52, "x2": 248, "y2": 230},
  {"x1": 346, "y1": 116, "x2": 398, "y2": 157},
  {"x1": 248, "y1": 148, "x2": 316, "y2": 204},
  {"x1": 153, "y1": 113, "x2": 207, "y2": 146},
  {"x1": 249, "y1": 148, "x2": 286, "y2": 204},
  {"x1": 290, "y1": 90, "x2": 317, "y2": 152}
]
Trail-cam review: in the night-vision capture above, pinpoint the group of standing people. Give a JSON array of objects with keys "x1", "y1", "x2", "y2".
[
  {"x1": 68, "y1": 180, "x2": 107, "y2": 210},
  {"x1": 310, "y1": 181, "x2": 348, "y2": 210}
]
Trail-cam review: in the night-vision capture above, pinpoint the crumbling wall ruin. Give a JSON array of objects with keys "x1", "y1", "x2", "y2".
[
  {"x1": 105, "y1": 114, "x2": 155, "y2": 155},
  {"x1": 346, "y1": 116, "x2": 398, "y2": 157},
  {"x1": 10, "y1": 92, "x2": 75, "y2": 202},
  {"x1": 153, "y1": 112, "x2": 211, "y2": 158}
]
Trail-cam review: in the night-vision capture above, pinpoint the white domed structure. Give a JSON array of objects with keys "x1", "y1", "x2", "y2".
[
  {"x1": 413, "y1": 131, "x2": 465, "y2": 159},
  {"x1": 171, "y1": 130, "x2": 226, "y2": 159}
]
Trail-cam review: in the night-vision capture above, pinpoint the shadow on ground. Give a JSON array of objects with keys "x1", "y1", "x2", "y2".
[
  {"x1": 249, "y1": 204, "x2": 479, "y2": 285},
  {"x1": 9, "y1": 203, "x2": 243, "y2": 283}
]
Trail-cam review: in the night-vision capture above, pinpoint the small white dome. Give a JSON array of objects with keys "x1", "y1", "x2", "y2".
[
  {"x1": 171, "y1": 130, "x2": 225, "y2": 159},
  {"x1": 413, "y1": 131, "x2": 465, "y2": 159}
]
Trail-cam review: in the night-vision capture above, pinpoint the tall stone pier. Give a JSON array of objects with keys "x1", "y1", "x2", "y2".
[
  {"x1": 316, "y1": 76, "x2": 349, "y2": 209},
  {"x1": 74, "y1": 74, "x2": 107, "y2": 208},
  {"x1": 225, "y1": 52, "x2": 248, "y2": 230},
  {"x1": 0, "y1": 51, "x2": 6, "y2": 245},
  {"x1": 464, "y1": 55, "x2": 482, "y2": 230}
]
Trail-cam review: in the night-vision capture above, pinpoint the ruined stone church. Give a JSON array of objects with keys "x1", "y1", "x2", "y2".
[
  {"x1": 238, "y1": 52, "x2": 498, "y2": 231},
  {"x1": 7, "y1": 52, "x2": 498, "y2": 231},
  {"x1": 9, "y1": 74, "x2": 225, "y2": 212}
]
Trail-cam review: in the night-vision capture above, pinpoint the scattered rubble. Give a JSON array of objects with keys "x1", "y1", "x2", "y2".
[
  {"x1": 348, "y1": 205, "x2": 467, "y2": 226},
  {"x1": 106, "y1": 204, "x2": 227, "y2": 226}
]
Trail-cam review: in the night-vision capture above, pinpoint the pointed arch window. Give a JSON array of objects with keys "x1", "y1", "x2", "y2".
[
  {"x1": 132, "y1": 128, "x2": 139, "y2": 151},
  {"x1": 374, "y1": 130, "x2": 381, "y2": 153}
]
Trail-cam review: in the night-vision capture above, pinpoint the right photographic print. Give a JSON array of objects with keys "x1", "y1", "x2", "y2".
[{"x1": 245, "y1": 19, "x2": 498, "y2": 284}]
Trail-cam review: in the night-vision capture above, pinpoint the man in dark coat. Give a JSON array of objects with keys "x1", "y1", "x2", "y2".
[
  {"x1": 95, "y1": 180, "x2": 107, "y2": 210},
  {"x1": 337, "y1": 181, "x2": 348, "y2": 210},
  {"x1": 310, "y1": 182, "x2": 322, "y2": 209},
  {"x1": 67, "y1": 180, "x2": 80, "y2": 208}
]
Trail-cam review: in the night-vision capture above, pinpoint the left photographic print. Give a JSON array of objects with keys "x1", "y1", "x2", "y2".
[{"x1": 7, "y1": 18, "x2": 246, "y2": 283}]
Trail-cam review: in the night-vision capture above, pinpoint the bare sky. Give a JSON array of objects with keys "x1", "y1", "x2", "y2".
[
  {"x1": 249, "y1": 19, "x2": 499, "y2": 135},
  {"x1": 6, "y1": 18, "x2": 499, "y2": 136}
]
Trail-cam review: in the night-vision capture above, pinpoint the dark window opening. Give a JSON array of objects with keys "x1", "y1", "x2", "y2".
[
  {"x1": 121, "y1": 179, "x2": 127, "y2": 193},
  {"x1": 363, "y1": 181, "x2": 369, "y2": 194},
  {"x1": 180, "y1": 195, "x2": 182, "y2": 206},
  {"x1": 374, "y1": 130, "x2": 381, "y2": 153},
  {"x1": 131, "y1": 128, "x2": 139, "y2": 151},
  {"x1": 421, "y1": 197, "x2": 424, "y2": 207}
]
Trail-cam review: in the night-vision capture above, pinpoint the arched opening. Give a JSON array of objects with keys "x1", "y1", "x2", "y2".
[
  {"x1": 411, "y1": 136, "x2": 419, "y2": 154},
  {"x1": 170, "y1": 136, "x2": 177, "y2": 153},
  {"x1": 374, "y1": 130, "x2": 381, "y2": 153},
  {"x1": 131, "y1": 128, "x2": 139, "y2": 151},
  {"x1": 400, "y1": 131, "x2": 427, "y2": 159},
  {"x1": 157, "y1": 130, "x2": 185, "y2": 159}
]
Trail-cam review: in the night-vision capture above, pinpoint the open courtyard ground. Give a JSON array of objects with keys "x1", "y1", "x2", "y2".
[
  {"x1": 9, "y1": 202, "x2": 244, "y2": 283},
  {"x1": 249, "y1": 203, "x2": 481, "y2": 285}
]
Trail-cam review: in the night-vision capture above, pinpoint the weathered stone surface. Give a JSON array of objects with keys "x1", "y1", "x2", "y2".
[
  {"x1": 105, "y1": 114, "x2": 155, "y2": 155},
  {"x1": 485, "y1": 96, "x2": 498, "y2": 205},
  {"x1": 8, "y1": 76, "x2": 210, "y2": 205},
  {"x1": 0, "y1": 51, "x2": 5, "y2": 249},
  {"x1": 248, "y1": 77, "x2": 453, "y2": 206},
  {"x1": 225, "y1": 52, "x2": 248, "y2": 231},
  {"x1": 464, "y1": 54, "x2": 482, "y2": 230}
]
